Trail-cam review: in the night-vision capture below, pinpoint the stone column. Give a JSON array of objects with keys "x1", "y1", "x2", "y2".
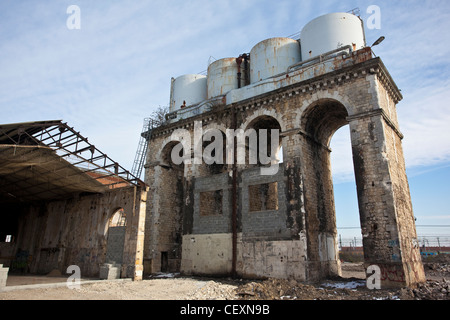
[
  {"x1": 348, "y1": 108, "x2": 425, "y2": 288},
  {"x1": 122, "y1": 187, "x2": 148, "y2": 281}
]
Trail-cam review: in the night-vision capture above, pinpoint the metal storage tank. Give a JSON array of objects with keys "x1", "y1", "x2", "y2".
[
  {"x1": 169, "y1": 74, "x2": 207, "y2": 112},
  {"x1": 300, "y1": 12, "x2": 366, "y2": 60},
  {"x1": 250, "y1": 37, "x2": 301, "y2": 83},
  {"x1": 207, "y1": 58, "x2": 240, "y2": 99}
]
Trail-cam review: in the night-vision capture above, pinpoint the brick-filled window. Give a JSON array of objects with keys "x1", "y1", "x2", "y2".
[
  {"x1": 200, "y1": 190, "x2": 223, "y2": 216},
  {"x1": 249, "y1": 182, "x2": 278, "y2": 212}
]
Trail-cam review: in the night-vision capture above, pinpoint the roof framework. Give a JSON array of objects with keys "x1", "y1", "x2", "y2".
[{"x1": 0, "y1": 120, "x2": 145, "y2": 204}]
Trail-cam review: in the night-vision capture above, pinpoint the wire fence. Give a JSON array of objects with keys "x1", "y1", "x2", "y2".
[
  {"x1": 338, "y1": 225, "x2": 450, "y2": 249},
  {"x1": 338, "y1": 237, "x2": 450, "y2": 247}
]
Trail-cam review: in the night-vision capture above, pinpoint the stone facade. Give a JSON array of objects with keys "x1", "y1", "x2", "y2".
[{"x1": 143, "y1": 49, "x2": 425, "y2": 288}]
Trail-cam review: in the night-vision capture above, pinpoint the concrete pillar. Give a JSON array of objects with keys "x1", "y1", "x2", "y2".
[
  {"x1": 99, "y1": 263, "x2": 121, "y2": 280},
  {"x1": 122, "y1": 187, "x2": 148, "y2": 281},
  {"x1": 0, "y1": 264, "x2": 9, "y2": 289}
]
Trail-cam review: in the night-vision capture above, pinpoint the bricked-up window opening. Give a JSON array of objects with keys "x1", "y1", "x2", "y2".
[
  {"x1": 249, "y1": 182, "x2": 278, "y2": 212},
  {"x1": 200, "y1": 190, "x2": 223, "y2": 216}
]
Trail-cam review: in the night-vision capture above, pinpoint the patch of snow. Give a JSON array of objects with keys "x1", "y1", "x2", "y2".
[
  {"x1": 151, "y1": 272, "x2": 180, "y2": 278},
  {"x1": 321, "y1": 280, "x2": 366, "y2": 289}
]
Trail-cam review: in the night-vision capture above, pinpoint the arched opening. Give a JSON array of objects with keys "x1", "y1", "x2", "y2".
[
  {"x1": 157, "y1": 141, "x2": 185, "y2": 272},
  {"x1": 330, "y1": 126, "x2": 364, "y2": 269},
  {"x1": 244, "y1": 115, "x2": 282, "y2": 169},
  {"x1": 300, "y1": 99, "x2": 358, "y2": 279},
  {"x1": 106, "y1": 208, "x2": 127, "y2": 265},
  {"x1": 201, "y1": 129, "x2": 227, "y2": 175},
  {"x1": 241, "y1": 115, "x2": 283, "y2": 233}
]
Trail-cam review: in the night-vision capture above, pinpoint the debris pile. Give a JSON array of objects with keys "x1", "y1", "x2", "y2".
[
  {"x1": 406, "y1": 280, "x2": 450, "y2": 300},
  {"x1": 235, "y1": 278, "x2": 380, "y2": 300},
  {"x1": 235, "y1": 277, "x2": 450, "y2": 300},
  {"x1": 236, "y1": 279, "x2": 324, "y2": 300},
  {"x1": 424, "y1": 263, "x2": 450, "y2": 277},
  {"x1": 188, "y1": 280, "x2": 238, "y2": 300}
]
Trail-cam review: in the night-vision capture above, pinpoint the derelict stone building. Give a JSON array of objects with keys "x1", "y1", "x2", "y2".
[
  {"x1": 0, "y1": 120, "x2": 147, "y2": 283},
  {"x1": 143, "y1": 12, "x2": 425, "y2": 288}
]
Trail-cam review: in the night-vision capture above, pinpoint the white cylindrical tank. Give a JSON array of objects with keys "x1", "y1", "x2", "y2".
[
  {"x1": 300, "y1": 12, "x2": 366, "y2": 59},
  {"x1": 170, "y1": 74, "x2": 207, "y2": 112},
  {"x1": 250, "y1": 37, "x2": 301, "y2": 83},
  {"x1": 207, "y1": 58, "x2": 240, "y2": 99}
]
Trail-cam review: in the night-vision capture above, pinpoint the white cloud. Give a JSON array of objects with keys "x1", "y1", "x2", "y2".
[
  {"x1": 1, "y1": 0, "x2": 450, "y2": 175},
  {"x1": 400, "y1": 83, "x2": 450, "y2": 168}
]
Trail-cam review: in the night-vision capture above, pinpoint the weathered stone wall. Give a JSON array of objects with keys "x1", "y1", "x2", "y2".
[
  {"x1": 9, "y1": 186, "x2": 147, "y2": 280},
  {"x1": 144, "y1": 55, "x2": 425, "y2": 287}
]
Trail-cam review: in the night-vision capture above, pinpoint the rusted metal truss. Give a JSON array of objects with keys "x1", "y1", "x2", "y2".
[{"x1": 0, "y1": 120, "x2": 145, "y2": 202}]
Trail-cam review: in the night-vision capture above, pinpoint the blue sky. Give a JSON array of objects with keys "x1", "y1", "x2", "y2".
[{"x1": 1, "y1": 1, "x2": 449, "y2": 242}]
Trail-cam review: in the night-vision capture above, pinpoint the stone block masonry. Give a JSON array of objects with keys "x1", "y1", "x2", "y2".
[
  {"x1": 144, "y1": 50, "x2": 425, "y2": 288},
  {"x1": 7, "y1": 186, "x2": 147, "y2": 281}
]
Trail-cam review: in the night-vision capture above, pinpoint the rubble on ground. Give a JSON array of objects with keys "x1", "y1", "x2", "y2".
[
  {"x1": 234, "y1": 277, "x2": 450, "y2": 300},
  {"x1": 423, "y1": 262, "x2": 450, "y2": 277},
  {"x1": 405, "y1": 279, "x2": 450, "y2": 300},
  {"x1": 187, "y1": 280, "x2": 238, "y2": 300},
  {"x1": 234, "y1": 256, "x2": 450, "y2": 300}
]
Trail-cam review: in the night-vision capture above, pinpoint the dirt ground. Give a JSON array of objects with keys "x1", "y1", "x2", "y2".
[{"x1": 1, "y1": 256, "x2": 449, "y2": 300}]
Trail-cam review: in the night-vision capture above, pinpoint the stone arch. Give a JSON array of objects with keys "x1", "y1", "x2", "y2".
[
  {"x1": 201, "y1": 127, "x2": 227, "y2": 175},
  {"x1": 241, "y1": 108, "x2": 287, "y2": 133},
  {"x1": 294, "y1": 91, "x2": 354, "y2": 130},
  {"x1": 301, "y1": 98, "x2": 349, "y2": 146},
  {"x1": 157, "y1": 136, "x2": 190, "y2": 169},
  {"x1": 299, "y1": 98, "x2": 351, "y2": 279},
  {"x1": 105, "y1": 207, "x2": 127, "y2": 265},
  {"x1": 242, "y1": 114, "x2": 283, "y2": 168},
  {"x1": 109, "y1": 207, "x2": 127, "y2": 227},
  {"x1": 152, "y1": 140, "x2": 185, "y2": 273}
]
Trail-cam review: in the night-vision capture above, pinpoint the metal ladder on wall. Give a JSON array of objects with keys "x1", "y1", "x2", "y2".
[{"x1": 131, "y1": 118, "x2": 153, "y2": 180}]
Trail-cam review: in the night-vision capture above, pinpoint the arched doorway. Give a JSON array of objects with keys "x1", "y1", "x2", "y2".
[
  {"x1": 157, "y1": 141, "x2": 185, "y2": 272},
  {"x1": 106, "y1": 208, "x2": 127, "y2": 265}
]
